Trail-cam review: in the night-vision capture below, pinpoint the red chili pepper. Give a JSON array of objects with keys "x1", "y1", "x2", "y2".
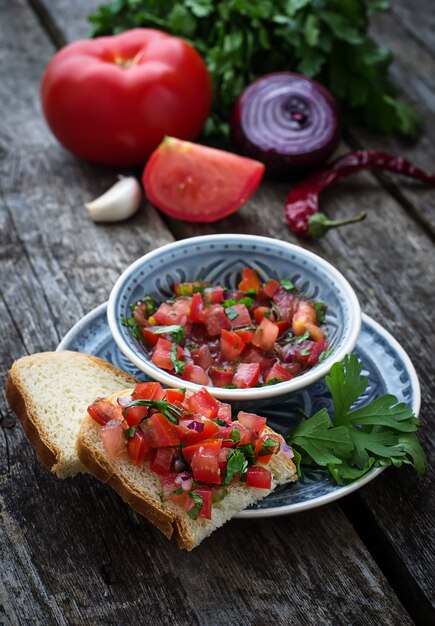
[{"x1": 285, "y1": 151, "x2": 435, "y2": 238}]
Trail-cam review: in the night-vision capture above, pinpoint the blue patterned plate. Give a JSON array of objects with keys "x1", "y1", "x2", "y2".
[{"x1": 57, "y1": 305, "x2": 420, "y2": 518}]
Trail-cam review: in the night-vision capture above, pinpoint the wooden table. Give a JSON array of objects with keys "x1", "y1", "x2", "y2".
[{"x1": 1, "y1": 1, "x2": 434, "y2": 624}]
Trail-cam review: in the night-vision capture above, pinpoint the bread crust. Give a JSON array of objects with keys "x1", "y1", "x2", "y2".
[{"x1": 6, "y1": 351, "x2": 138, "y2": 475}]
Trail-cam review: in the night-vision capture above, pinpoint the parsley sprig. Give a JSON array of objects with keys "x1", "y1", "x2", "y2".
[
  {"x1": 88, "y1": 1, "x2": 419, "y2": 138},
  {"x1": 287, "y1": 354, "x2": 427, "y2": 484}
]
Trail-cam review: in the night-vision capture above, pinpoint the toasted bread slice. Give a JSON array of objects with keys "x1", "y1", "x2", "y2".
[
  {"x1": 77, "y1": 389, "x2": 297, "y2": 551},
  {"x1": 6, "y1": 351, "x2": 137, "y2": 477}
]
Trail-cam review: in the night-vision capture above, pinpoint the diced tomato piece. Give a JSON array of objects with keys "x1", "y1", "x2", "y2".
[
  {"x1": 276, "y1": 320, "x2": 291, "y2": 336},
  {"x1": 100, "y1": 420, "x2": 126, "y2": 459},
  {"x1": 151, "y1": 337, "x2": 183, "y2": 372},
  {"x1": 182, "y1": 363, "x2": 210, "y2": 385},
  {"x1": 154, "y1": 303, "x2": 181, "y2": 326},
  {"x1": 191, "y1": 344, "x2": 212, "y2": 370},
  {"x1": 133, "y1": 382, "x2": 165, "y2": 401},
  {"x1": 185, "y1": 387, "x2": 219, "y2": 418},
  {"x1": 190, "y1": 446, "x2": 221, "y2": 484},
  {"x1": 162, "y1": 472, "x2": 190, "y2": 507},
  {"x1": 204, "y1": 305, "x2": 231, "y2": 336},
  {"x1": 87, "y1": 399, "x2": 122, "y2": 426},
  {"x1": 234, "y1": 328, "x2": 254, "y2": 344},
  {"x1": 254, "y1": 306, "x2": 273, "y2": 325},
  {"x1": 132, "y1": 302, "x2": 148, "y2": 326},
  {"x1": 292, "y1": 300, "x2": 325, "y2": 341},
  {"x1": 182, "y1": 438, "x2": 222, "y2": 464},
  {"x1": 190, "y1": 292, "x2": 205, "y2": 323},
  {"x1": 246, "y1": 465, "x2": 272, "y2": 489},
  {"x1": 216, "y1": 402, "x2": 233, "y2": 423},
  {"x1": 238, "y1": 267, "x2": 261, "y2": 294},
  {"x1": 265, "y1": 362, "x2": 294, "y2": 384},
  {"x1": 204, "y1": 286, "x2": 224, "y2": 304},
  {"x1": 307, "y1": 339, "x2": 328, "y2": 365},
  {"x1": 226, "y1": 303, "x2": 252, "y2": 329},
  {"x1": 141, "y1": 412, "x2": 181, "y2": 447},
  {"x1": 232, "y1": 362, "x2": 260, "y2": 388},
  {"x1": 251, "y1": 318, "x2": 279, "y2": 352},
  {"x1": 149, "y1": 447, "x2": 177, "y2": 475},
  {"x1": 165, "y1": 388, "x2": 185, "y2": 404},
  {"x1": 263, "y1": 279, "x2": 280, "y2": 298},
  {"x1": 141, "y1": 326, "x2": 161, "y2": 346},
  {"x1": 194, "y1": 487, "x2": 213, "y2": 519},
  {"x1": 209, "y1": 366, "x2": 234, "y2": 387},
  {"x1": 220, "y1": 329, "x2": 246, "y2": 361},
  {"x1": 124, "y1": 404, "x2": 149, "y2": 427},
  {"x1": 127, "y1": 428, "x2": 153, "y2": 464},
  {"x1": 272, "y1": 287, "x2": 298, "y2": 322},
  {"x1": 238, "y1": 425, "x2": 258, "y2": 445},
  {"x1": 237, "y1": 411, "x2": 266, "y2": 433},
  {"x1": 218, "y1": 447, "x2": 231, "y2": 473},
  {"x1": 242, "y1": 347, "x2": 274, "y2": 372},
  {"x1": 254, "y1": 433, "x2": 280, "y2": 464},
  {"x1": 179, "y1": 417, "x2": 220, "y2": 444}
]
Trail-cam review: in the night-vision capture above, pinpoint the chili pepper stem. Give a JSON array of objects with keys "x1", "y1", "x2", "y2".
[{"x1": 308, "y1": 212, "x2": 366, "y2": 238}]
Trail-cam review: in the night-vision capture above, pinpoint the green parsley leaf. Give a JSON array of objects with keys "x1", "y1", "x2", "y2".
[
  {"x1": 187, "y1": 492, "x2": 204, "y2": 520},
  {"x1": 121, "y1": 315, "x2": 141, "y2": 340},
  {"x1": 313, "y1": 301, "x2": 327, "y2": 324},
  {"x1": 225, "y1": 307, "x2": 239, "y2": 321},
  {"x1": 124, "y1": 426, "x2": 136, "y2": 439},
  {"x1": 281, "y1": 330, "x2": 310, "y2": 345},
  {"x1": 266, "y1": 377, "x2": 282, "y2": 386},
  {"x1": 123, "y1": 399, "x2": 183, "y2": 424},
  {"x1": 170, "y1": 342, "x2": 186, "y2": 375},
  {"x1": 237, "y1": 444, "x2": 256, "y2": 465},
  {"x1": 224, "y1": 428, "x2": 241, "y2": 444},
  {"x1": 153, "y1": 324, "x2": 185, "y2": 344},
  {"x1": 280, "y1": 277, "x2": 296, "y2": 291},
  {"x1": 258, "y1": 437, "x2": 279, "y2": 457},
  {"x1": 223, "y1": 449, "x2": 248, "y2": 485},
  {"x1": 326, "y1": 355, "x2": 368, "y2": 425},
  {"x1": 212, "y1": 418, "x2": 228, "y2": 426}
]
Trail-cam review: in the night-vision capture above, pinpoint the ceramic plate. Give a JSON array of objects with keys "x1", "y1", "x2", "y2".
[{"x1": 57, "y1": 304, "x2": 420, "y2": 518}]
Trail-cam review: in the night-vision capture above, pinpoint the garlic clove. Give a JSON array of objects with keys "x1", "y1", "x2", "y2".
[{"x1": 85, "y1": 176, "x2": 142, "y2": 223}]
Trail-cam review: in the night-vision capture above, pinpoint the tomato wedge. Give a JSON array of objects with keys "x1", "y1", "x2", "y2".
[{"x1": 142, "y1": 137, "x2": 265, "y2": 223}]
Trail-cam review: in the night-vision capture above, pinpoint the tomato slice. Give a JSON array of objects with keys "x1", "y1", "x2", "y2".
[
  {"x1": 190, "y1": 446, "x2": 221, "y2": 484},
  {"x1": 141, "y1": 412, "x2": 181, "y2": 447},
  {"x1": 87, "y1": 399, "x2": 122, "y2": 426},
  {"x1": 149, "y1": 447, "x2": 177, "y2": 475},
  {"x1": 232, "y1": 362, "x2": 260, "y2": 388},
  {"x1": 127, "y1": 429, "x2": 153, "y2": 465},
  {"x1": 220, "y1": 329, "x2": 246, "y2": 361},
  {"x1": 143, "y1": 137, "x2": 265, "y2": 222},
  {"x1": 246, "y1": 466, "x2": 272, "y2": 489},
  {"x1": 185, "y1": 387, "x2": 219, "y2": 419},
  {"x1": 133, "y1": 382, "x2": 165, "y2": 401}
]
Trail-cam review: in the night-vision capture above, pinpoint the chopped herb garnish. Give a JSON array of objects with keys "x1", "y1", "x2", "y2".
[
  {"x1": 280, "y1": 278, "x2": 296, "y2": 292},
  {"x1": 226, "y1": 307, "x2": 239, "y2": 321},
  {"x1": 266, "y1": 377, "x2": 282, "y2": 386},
  {"x1": 318, "y1": 348, "x2": 333, "y2": 363},
  {"x1": 313, "y1": 301, "x2": 327, "y2": 324},
  {"x1": 187, "y1": 492, "x2": 204, "y2": 520},
  {"x1": 170, "y1": 343, "x2": 185, "y2": 375},
  {"x1": 245, "y1": 288, "x2": 257, "y2": 296},
  {"x1": 223, "y1": 385, "x2": 238, "y2": 389},
  {"x1": 122, "y1": 399, "x2": 183, "y2": 424},
  {"x1": 223, "y1": 449, "x2": 248, "y2": 485},
  {"x1": 300, "y1": 348, "x2": 311, "y2": 356},
  {"x1": 281, "y1": 330, "x2": 310, "y2": 345},
  {"x1": 154, "y1": 324, "x2": 185, "y2": 344},
  {"x1": 213, "y1": 418, "x2": 228, "y2": 426},
  {"x1": 237, "y1": 444, "x2": 256, "y2": 465},
  {"x1": 124, "y1": 426, "x2": 136, "y2": 439},
  {"x1": 121, "y1": 315, "x2": 141, "y2": 340},
  {"x1": 258, "y1": 437, "x2": 278, "y2": 457},
  {"x1": 224, "y1": 428, "x2": 241, "y2": 444}
]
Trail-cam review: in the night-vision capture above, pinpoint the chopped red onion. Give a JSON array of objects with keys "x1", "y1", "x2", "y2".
[
  {"x1": 175, "y1": 471, "x2": 193, "y2": 491},
  {"x1": 280, "y1": 442, "x2": 294, "y2": 459},
  {"x1": 117, "y1": 396, "x2": 131, "y2": 407},
  {"x1": 187, "y1": 420, "x2": 204, "y2": 433}
]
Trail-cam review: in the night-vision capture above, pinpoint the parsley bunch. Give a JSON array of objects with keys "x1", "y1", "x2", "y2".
[
  {"x1": 89, "y1": 0, "x2": 419, "y2": 137},
  {"x1": 288, "y1": 354, "x2": 427, "y2": 484}
]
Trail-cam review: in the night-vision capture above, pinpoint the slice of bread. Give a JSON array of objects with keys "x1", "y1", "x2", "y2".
[
  {"x1": 77, "y1": 389, "x2": 298, "y2": 551},
  {"x1": 6, "y1": 351, "x2": 137, "y2": 477}
]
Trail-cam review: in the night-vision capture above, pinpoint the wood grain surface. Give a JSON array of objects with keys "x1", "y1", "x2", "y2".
[{"x1": 1, "y1": 1, "x2": 434, "y2": 624}]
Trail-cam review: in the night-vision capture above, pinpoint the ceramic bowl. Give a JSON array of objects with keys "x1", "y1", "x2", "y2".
[{"x1": 107, "y1": 234, "x2": 361, "y2": 407}]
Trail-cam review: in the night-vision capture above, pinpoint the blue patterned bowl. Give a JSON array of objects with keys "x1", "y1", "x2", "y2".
[{"x1": 107, "y1": 234, "x2": 361, "y2": 406}]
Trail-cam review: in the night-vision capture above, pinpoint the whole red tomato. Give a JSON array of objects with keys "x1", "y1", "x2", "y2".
[{"x1": 41, "y1": 29, "x2": 212, "y2": 166}]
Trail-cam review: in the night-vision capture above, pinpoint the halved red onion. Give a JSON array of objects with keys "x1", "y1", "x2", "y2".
[
  {"x1": 280, "y1": 442, "x2": 294, "y2": 459},
  {"x1": 232, "y1": 72, "x2": 341, "y2": 175}
]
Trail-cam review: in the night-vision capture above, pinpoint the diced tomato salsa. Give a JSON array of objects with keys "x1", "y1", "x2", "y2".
[
  {"x1": 123, "y1": 268, "x2": 329, "y2": 388},
  {"x1": 88, "y1": 383, "x2": 294, "y2": 521}
]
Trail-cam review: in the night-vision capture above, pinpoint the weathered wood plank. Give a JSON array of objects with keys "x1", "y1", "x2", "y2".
[
  {"x1": 0, "y1": 0, "x2": 418, "y2": 624},
  {"x1": 390, "y1": 0, "x2": 435, "y2": 57}
]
